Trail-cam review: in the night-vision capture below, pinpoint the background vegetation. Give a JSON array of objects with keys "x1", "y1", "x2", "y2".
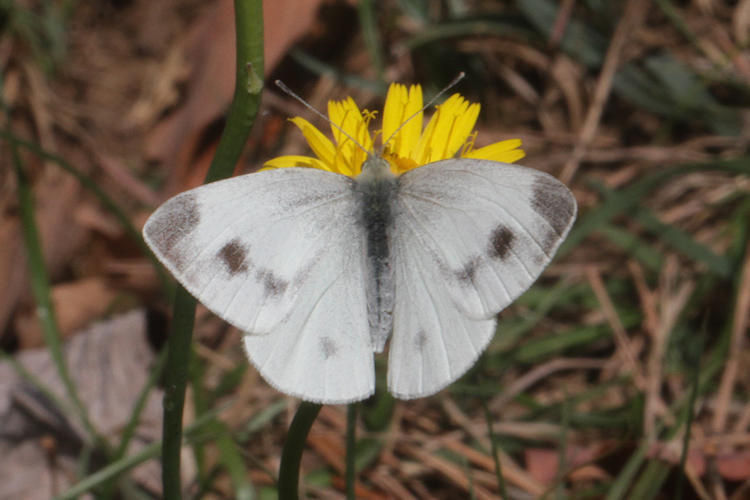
[{"x1": 1, "y1": 0, "x2": 749, "y2": 498}]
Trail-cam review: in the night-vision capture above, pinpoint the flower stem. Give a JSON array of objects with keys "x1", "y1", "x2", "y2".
[
  {"x1": 160, "y1": 1, "x2": 264, "y2": 498},
  {"x1": 278, "y1": 402, "x2": 322, "y2": 500},
  {"x1": 345, "y1": 403, "x2": 358, "y2": 500}
]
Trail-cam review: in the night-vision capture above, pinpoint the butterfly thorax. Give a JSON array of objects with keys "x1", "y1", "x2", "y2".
[
  {"x1": 358, "y1": 154, "x2": 394, "y2": 181},
  {"x1": 355, "y1": 155, "x2": 397, "y2": 352}
]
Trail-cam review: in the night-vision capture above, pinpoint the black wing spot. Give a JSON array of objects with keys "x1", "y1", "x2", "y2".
[
  {"x1": 320, "y1": 336, "x2": 337, "y2": 359},
  {"x1": 455, "y1": 256, "x2": 481, "y2": 285},
  {"x1": 541, "y1": 229, "x2": 561, "y2": 255},
  {"x1": 218, "y1": 238, "x2": 249, "y2": 275},
  {"x1": 415, "y1": 330, "x2": 428, "y2": 352},
  {"x1": 146, "y1": 193, "x2": 201, "y2": 271},
  {"x1": 256, "y1": 268, "x2": 289, "y2": 297},
  {"x1": 487, "y1": 225, "x2": 515, "y2": 261},
  {"x1": 532, "y1": 176, "x2": 574, "y2": 235}
]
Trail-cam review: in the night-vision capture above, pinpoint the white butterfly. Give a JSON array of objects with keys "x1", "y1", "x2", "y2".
[{"x1": 143, "y1": 153, "x2": 576, "y2": 404}]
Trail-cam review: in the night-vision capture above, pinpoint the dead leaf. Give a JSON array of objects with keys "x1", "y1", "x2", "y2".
[
  {"x1": 717, "y1": 450, "x2": 750, "y2": 481},
  {"x1": 0, "y1": 157, "x2": 87, "y2": 339},
  {"x1": 14, "y1": 277, "x2": 118, "y2": 349},
  {"x1": 0, "y1": 218, "x2": 26, "y2": 339},
  {"x1": 0, "y1": 311, "x2": 190, "y2": 497},
  {"x1": 145, "y1": 0, "x2": 325, "y2": 193},
  {"x1": 525, "y1": 446, "x2": 607, "y2": 485}
]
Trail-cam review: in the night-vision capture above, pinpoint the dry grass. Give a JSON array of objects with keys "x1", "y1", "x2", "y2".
[{"x1": 0, "y1": 0, "x2": 749, "y2": 498}]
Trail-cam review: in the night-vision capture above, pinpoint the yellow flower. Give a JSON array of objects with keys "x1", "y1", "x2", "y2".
[{"x1": 265, "y1": 83, "x2": 526, "y2": 177}]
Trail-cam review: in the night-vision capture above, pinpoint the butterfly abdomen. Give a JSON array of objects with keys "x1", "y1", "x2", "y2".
[{"x1": 356, "y1": 158, "x2": 398, "y2": 353}]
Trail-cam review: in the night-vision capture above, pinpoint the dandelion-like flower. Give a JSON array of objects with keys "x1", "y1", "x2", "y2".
[{"x1": 265, "y1": 83, "x2": 525, "y2": 177}]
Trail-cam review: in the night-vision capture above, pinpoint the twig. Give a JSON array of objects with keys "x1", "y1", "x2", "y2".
[
  {"x1": 646, "y1": 258, "x2": 694, "y2": 436},
  {"x1": 586, "y1": 266, "x2": 645, "y2": 387},
  {"x1": 549, "y1": 0, "x2": 577, "y2": 47},
  {"x1": 490, "y1": 357, "x2": 607, "y2": 411},
  {"x1": 560, "y1": 0, "x2": 648, "y2": 183},
  {"x1": 713, "y1": 238, "x2": 750, "y2": 434}
]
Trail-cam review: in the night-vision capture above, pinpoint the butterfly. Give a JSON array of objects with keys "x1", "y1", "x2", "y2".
[{"x1": 143, "y1": 83, "x2": 577, "y2": 405}]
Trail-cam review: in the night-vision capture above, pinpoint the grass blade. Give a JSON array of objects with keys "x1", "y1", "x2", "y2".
[
  {"x1": 560, "y1": 159, "x2": 750, "y2": 256},
  {"x1": 11, "y1": 142, "x2": 99, "y2": 443},
  {"x1": 0, "y1": 130, "x2": 173, "y2": 296},
  {"x1": 674, "y1": 326, "x2": 704, "y2": 500},
  {"x1": 481, "y1": 396, "x2": 507, "y2": 498},
  {"x1": 357, "y1": 0, "x2": 384, "y2": 79},
  {"x1": 54, "y1": 407, "x2": 221, "y2": 500}
]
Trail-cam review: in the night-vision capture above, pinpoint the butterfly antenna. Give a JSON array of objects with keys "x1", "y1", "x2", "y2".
[
  {"x1": 380, "y1": 72, "x2": 466, "y2": 153},
  {"x1": 275, "y1": 80, "x2": 372, "y2": 156}
]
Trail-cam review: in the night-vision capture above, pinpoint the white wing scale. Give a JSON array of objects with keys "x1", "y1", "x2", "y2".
[
  {"x1": 144, "y1": 159, "x2": 576, "y2": 403},
  {"x1": 388, "y1": 159, "x2": 576, "y2": 399},
  {"x1": 144, "y1": 168, "x2": 374, "y2": 403}
]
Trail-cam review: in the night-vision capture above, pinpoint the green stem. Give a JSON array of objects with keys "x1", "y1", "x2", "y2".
[
  {"x1": 356, "y1": 0, "x2": 384, "y2": 79},
  {"x1": 278, "y1": 402, "x2": 322, "y2": 500},
  {"x1": 481, "y1": 397, "x2": 506, "y2": 498},
  {"x1": 205, "y1": 0, "x2": 265, "y2": 184},
  {"x1": 160, "y1": 1, "x2": 264, "y2": 498},
  {"x1": 161, "y1": 288, "x2": 197, "y2": 499},
  {"x1": 11, "y1": 142, "x2": 100, "y2": 443},
  {"x1": 345, "y1": 404, "x2": 357, "y2": 500},
  {"x1": 675, "y1": 321, "x2": 706, "y2": 500}
]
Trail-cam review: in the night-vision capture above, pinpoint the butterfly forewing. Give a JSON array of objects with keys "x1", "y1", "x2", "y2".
[
  {"x1": 387, "y1": 159, "x2": 576, "y2": 398},
  {"x1": 144, "y1": 168, "x2": 375, "y2": 403}
]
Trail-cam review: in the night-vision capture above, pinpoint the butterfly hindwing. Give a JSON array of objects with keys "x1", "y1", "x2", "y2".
[
  {"x1": 388, "y1": 231, "x2": 498, "y2": 398},
  {"x1": 144, "y1": 168, "x2": 374, "y2": 403},
  {"x1": 242, "y1": 235, "x2": 375, "y2": 403},
  {"x1": 388, "y1": 159, "x2": 577, "y2": 398}
]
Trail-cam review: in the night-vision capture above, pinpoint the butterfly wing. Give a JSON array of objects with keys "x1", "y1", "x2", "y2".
[
  {"x1": 144, "y1": 168, "x2": 374, "y2": 403},
  {"x1": 388, "y1": 159, "x2": 576, "y2": 398}
]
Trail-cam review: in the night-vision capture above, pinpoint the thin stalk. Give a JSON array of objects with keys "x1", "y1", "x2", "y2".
[
  {"x1": 481, "y1": 397, "x2": 507, "y2": 498},
  {"x1": 0, "y1": 348, "x2": 71, "y2": 427},
  {"x1": 54, "y1": 406, "x2": 221, "y2": 500},
  {"x1": 161, "y1": 288, "x2": 197, "y2": 499},
  {"x1": 675, "y1": 324, "x2": 706, "y2": 500},
  {"x1": 11, "y1": 142, "x2": 100, "y2": 443},
  {"x1": 115, "y1": 346, "x2": 168, "y2": 458},
  {"x1": 100, "y1": 346, "x2": 168, "y2": 499},
  {"x1": 215, "y1": 421, "x2": 255, "y2": 500},
  {"x1": 345, "y1": 403, "x2": 357, "y2": 500},
  {"x1": 160, "y1": 1, "x2": 264, "y2": 498},
  {"x1": 278, "y1": 402, "x2": 322, "y2": 500},
  {"x1": 356, "y1": 0, "x2": 384, "y2": 79}
]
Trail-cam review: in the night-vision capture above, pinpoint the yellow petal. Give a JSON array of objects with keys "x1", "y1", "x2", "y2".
[
  {"x1": 382, "y1": 83, "x2": 423, "y2": 158},
  {"x1": 289, "y1": 117, "x2": 337, "y2": 168},
  {"x1": 436, "y1": 96, "x2": 480, "y2": 161},
  {"x1": 411, "y1": 109, "x2": 438, "y2": 165},
  {"x1": 328, "y1": 97, "x2": 372, "y2": 175},
  {"x1": 328, "y1": 98, "x2": 373, "y2": 149},
  {"x1": 382, "y1": 83, "x2": 406, "y2": 143},
  {"x1": 263, "y1": 155, "x2": 334, "y2": 171},
  {"x1": 411, "y1": 94, "x2": 480, "y2": 164},
  {"x1": 384, "y1": 152, "x2": 418, "y2": 175},
  {"x1": 464, "y1": 139, "x2": 525, "y2": 163},
  {"x1": 265, "y1": 82, "x2": 525, "y2": 179}
]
